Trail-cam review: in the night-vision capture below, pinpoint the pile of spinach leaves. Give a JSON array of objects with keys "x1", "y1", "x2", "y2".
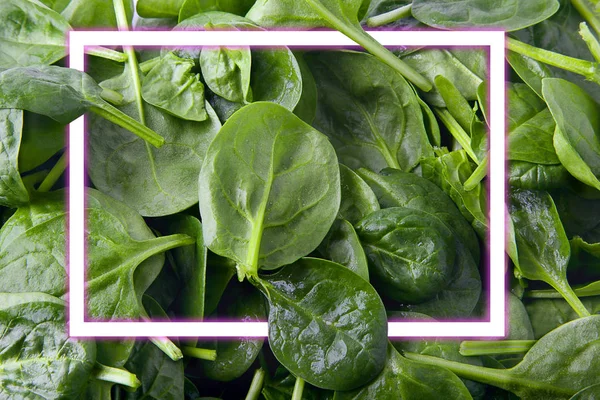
[{"x1": 1, "y1": 0, "x2": 600, "y2": 398}]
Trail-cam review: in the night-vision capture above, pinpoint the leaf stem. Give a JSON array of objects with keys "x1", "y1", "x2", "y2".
[
  {"x1": 139, "y1": 57, "x2": 161, "y2": 74},
  {"x1": 571, "y1": 0, "x2": 600, "y2": 37},
  {"x1": 291, "y1": 377, "x2": 305, "y2": 400},
  {"x1": 100, "y1": 88, "x2": 124, "y2": 105},
  {"x1": 506, "y1": 38, "x2": 600, "y2": 84},
  {"x1": 459, "y1": 340, "x2": 536, "y2": 356},
  {"x1": 551, "y1": 281, "x2": 592, "y2": 318},
  {"x1": 367, "y1": 4, "x2": 412, "y2": 27},
  {"x1": 181, "y1": 346, "x2": 217, "y2": 361},
  {"x1": 526, "y1": 280, "x2": 600, "y2": 298},
  {"x1": 464, "y1": 155, "x2": 488, "y2": 190},
  {"x1": 579, "y1": 22, "x2": 600, "y2": 63},
  {"x1": 434, "y1": 108, "x2": 479, "y2": 163},
  {"x1": 149, "y1": 337, "x2": 184, "y2": 361},
  {"x1": 92, "y1": 362, "x2": 141, "y2": 389},
  {"x1": 86, "y1": 46, "x2": 127, "y2": 62},
  {"x1": 113, "y1": 0, "x2": 146, "y2": 125},
  {"x1": 89, "y1": 104, "x2": 164, "y2": 147},
  {"x1": 303, "y1": 0, "x2": 431, "y2": 91},
  {"x1": 245, "y1": 368, "x2": 266, "y2": 400},
  {"x1": 37, "y1": 152, "x2": 67, "y2": 192}
]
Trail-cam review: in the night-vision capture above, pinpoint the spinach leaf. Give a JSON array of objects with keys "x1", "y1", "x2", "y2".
[
  {"x1": 137, "y1": 0, "x2": 185, "y2": 18},
  {"x1": 125, "y1": 340, "x2": 185, "y2": 400},
  {"x1": 179, "y1": 0, "x2": 256, "y2": 22},
  {"x1": 570, "y1": 384, "x2": 600, "y2": 399},
  {"x1": 89, "y1": 67, "x2": 221, "y2": 216},
  {"x1": 0, "y1": 0, "x2": 71, "y2": 68},
  {"x1": 356, "y1": 207, "x2": 456, "y2": 303},
  {"x1": 334, "y1": 343, "x2": 473, "y2": 399},
  {"x1": 199, "y1": 102, "x2": 340, "y2": 278},
  {"x1": 41, "y1": 0, "x2": 134, "y2": 28},
  {"x1": 552, "y1": 189, "x2": 600, "y2": 243},
  {"x1": 525, "y1": 296, "x2": 600, "y2": 338},
  {"x1": 507, "y1": 292, "x2": 535, "y2": 341},
  {"x1": 142, "y1": 52, "x2": 208, "y2": 121},
  {"x1": 0, "y1": 292, "x2": 96, "y2": 399},
  {"x1": 0, "y1": 66, "x2": 164, "y2": 147},
  {"x1": 307, "y1": 50, "x2": 432, "y2": 172},
  {"x1": 256, "y1": 258, "x2": 388, "y2": 391},
  {"x1": 411, "y1": 0, "x2": 559, "y2": 31},
  {"x1": 542, "y1": 78, "x2": 600, "y2": 191},
  {"x1": 508, "y1": 161, "x2": 571, "y2": 190},
  {"x1": 421, "y1": 149, "x2": 488, "y2": 239},
  {"x1": 509, "y1": 188, "x2": 590, "y2": 318},
  {"x1": 400, "y1": 48, "x2": 486, "y2": 108},
  {"x1": 337, "y1": 164, "x2": 379, "y2": 226},
  {"x1": 245, "y1": 0, "x2": 432, "y2": 91},
  {"x1": 506, "y1": 52, "x2": 553, "y2": 99},
  {"x1": 405, "y1": 315, "x2": 600, "y2": 399},
  {"x1": 292, "y1": 51, "x2": 318, "y2": 125},
  {"x1": 318, "y1": 218, "x2": 370, "y2": 281},
  {"x1": 357, "y1": 167, "x2": 480, "y2": 261},
  {"x1": 0, "y1": 109, "x2": 29, "y2": 207},
  {"x1": 200, "y1": 44, "x2": 252, "y2": 104},
  {"x1": 199, "y1": 282, "x2": 265, "y2": 381}
]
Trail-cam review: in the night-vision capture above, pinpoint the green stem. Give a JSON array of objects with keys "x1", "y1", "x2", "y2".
[
  {"x1": 434, "y1": 108, "x2": 479, "y2": 163},
  {"x1": 181, "y1": 346, "x2": 217, "y2": 361},
  {"x1": 149, "y1": 337, "x2": 184, "y2": 361},
  {"x1": 403, "y1": 352, "x2": 572, "y2": 397},
  {"x1": 506, "y1": 38, "x2": 600, "y2": 83},
  {"x1": 92, "y1": 362, "x2": 141, "y2": 389},
  {"x1": 464, "y1": 155, "x2": 488, "y2": 191},
  {"x1": 139, "y1": 57, "x2": 161, "y2": 74},
  {"x1": 37, "y1": 152, "x2": 67, "y2": 192},
  {"x1": 89, "y1": 104, "x2": 164, "y2": 147},
  {"x1": 459, "y1": 340, "x2": 536, "y2": 356},
  {"x1": 367, "y1": 4, "x2": 412, "y2": 27},
  {"x1": 100, "y1": 88, "x2": 124, "y2": 105},
  {"x1": 245, "y1": 368, "x2": 266, "y2": 400},
  {"x1": 526, "y1": 280, "x2": 600, "y2": 299},
  {"x1": 291, "y1": 377, "x2": 305, "y2": 400},
  {"x1": 86, "y1": 46, "x2": 127, "y2": 62},
  {"x1": 113, "y1": 0, "x2": 146, "y2": 125},
  {"x1": 551, "y1": 280, "x2": 592, "y2": 318},
  {"x1": 303, "y1": 0, "x2": 431, "y2": 91},
  {"x1": 571, "y1": 0, "x2": 600, "y2": 37},
  {"x1": 579, "y1": 22, "x2": 600, "y2": 63}
]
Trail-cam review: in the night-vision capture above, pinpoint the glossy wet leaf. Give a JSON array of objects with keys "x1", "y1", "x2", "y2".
[
  {"x1": 256, "y1": 258, "x2": 388, "y2": 391},
  {"x1": 412, "y1": 0, "x2": 559, "y2": 31},
  {"x1": 506, "y1": 52, "x2": 553, "y2": 99},
  {"x1": 142, "y1": 52, "x2": 208, "y2": 121},
  {"x1": 319, "y1": 218, "x2": 370, "y2": 281},
  {"x1": 0, "y1": 292, "x2": 96, "y2": 399},
  {"x1": 90, "y1": 67, "x2": 221, "y2": 216},
  {"x1": 543, "y1": 78, "x2": 600, "y2": 191},
  {"x1": 199, "y1": 102, "x2": 340, "y2": 277},
  {"x1": 334, "y1": 343, "x2": 472, "y2": 399},
  {"x1": 0, "y1": 0, "x2": 71, "y2": 68},
  {"x1": 508, "y1": 161, "x2": 570, "y2": 190},
  {"x1": 307, "y1": 51, "x2": 432, "y2": 172},
  {"x1": 0, "y1": 109, "x2": 29, "y2": 207},
  {"x1": 337, "y1": 164, "x2": 379, "y2": 226},
  {"x1": 357, "y1": 207, "x2": 456, "y2": 303}
]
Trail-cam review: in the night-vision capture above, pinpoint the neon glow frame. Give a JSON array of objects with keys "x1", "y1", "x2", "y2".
[{"x1": 68, "y1": 30, "x2": 506, "y2": 338}]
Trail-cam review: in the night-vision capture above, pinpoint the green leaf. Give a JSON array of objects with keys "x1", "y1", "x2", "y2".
[
  {"x1": 137, "y1": 0, "x2": 185, "y2": 18},
  {"x1": 357, "y1": 207, "x2": 456, "y2": 303},
  {"x1": 142, "y1": 52, "x2": 208, "y2": 121},
  {"x1": 334, "y1": 343, "x2": 473, "y2": 399},
  {"x1": 90, "y1": 67, "x2": 221, "y2": 217},
  {"x1": 525, "y1": 296, "x2": 600, "y2": 339},
  {"x1": 508, "y1": 161, "x2": 571, "y2": 190},
  {"x1": 199, "y1": 102, "x2": 340, "y2": 278},
  {"x1": 307, "y1": 51, "x2": 432, "y2": 172},
  {"x1": 178, "y1": 0, "x2": 256, "y2": 22},
  {"x1": 292, "y1": 51, "x2": 318, "y2": 125},
  {"x1": 412, "y1": 0, "x2": 559, "y2": 31},
  {"x1": 18, "y1": 112, "x2": 65, "y2": 172},
  {"x1": 47, "y1": 0, "x2": 134, "y2": 28},
  {"x1": 0, "y1": 292, "x2": 96, "y2": 399},
  {"x1": 506, "y1": 51, "x2": 553, "y2": 99},
  {"x1": 0, "y1": 0, "x2": 71, "y2": 68},
  {"x1": 256, "y1": 258, "x2": 388, "y2": 391},
  {"x1": 0, "y1": 109, "x2": 29, "y2": 207},
  {"x1": 570, "y1": 383, "x2": 600, "y2": 399},
  {"x1": 200, "y1": 45, "x2": 252, "y2": 103},
  {"x1": 318, "y1": 218, "x2": 370, "y2": 281},
  {"x1": 337, "y1": 164, "x2": 379, "y2": 226}
]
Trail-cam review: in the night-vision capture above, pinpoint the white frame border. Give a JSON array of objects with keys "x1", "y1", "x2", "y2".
[{"x1": 68, "y1": 30, "x2": 506, "y2": 338}]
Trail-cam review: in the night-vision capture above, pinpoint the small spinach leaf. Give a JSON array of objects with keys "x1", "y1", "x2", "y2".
[
  {"x1": 200, "y1": 44, "x2": 252, "y2": 104},
  {"x1": 179, "y1": 0, "x2": 256, "y2": 22},
  {"x1": 337, "y1": 164, "x2": 379, "y2": 226},
  {"x1": 318, "y1": 218, "x2": 370, "y2": 281},
  {"x1": 0, "y1": 109, "x2": 29, "y2": 207}
]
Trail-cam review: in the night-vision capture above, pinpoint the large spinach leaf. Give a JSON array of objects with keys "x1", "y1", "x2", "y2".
[
  {"x1": 307, "y1": 51, "x2": 432, "y2": 172},
  {"x1": 411, "y1": 0, "x2": 559, "y2": 31},
  {"x1": 256, "y1": 258, "x2": 388, "y2": 391},
  {"x1": 0, "y1": 292, "x2": 96, "y2": 399},
  {"x1": 0, "y1": 0, "x2": 71, "y2": 68},
  {"x1": 199, "y1": 102, "x2": 340, "y2": 278},
  {"x1": 89, "y1": 67, "x2": 221, "y2": 216},
  {"x1": 0, "y1": 109, "x2": 29, "y2": 207}
]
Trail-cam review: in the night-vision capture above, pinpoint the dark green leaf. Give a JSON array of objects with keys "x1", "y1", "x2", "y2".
[
  {"x1": 337, "y1": 164, "x2": 379, "y2": 226},
  {"x1": 319, "y1": 218, "x2": 370, "y2": 281}
]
